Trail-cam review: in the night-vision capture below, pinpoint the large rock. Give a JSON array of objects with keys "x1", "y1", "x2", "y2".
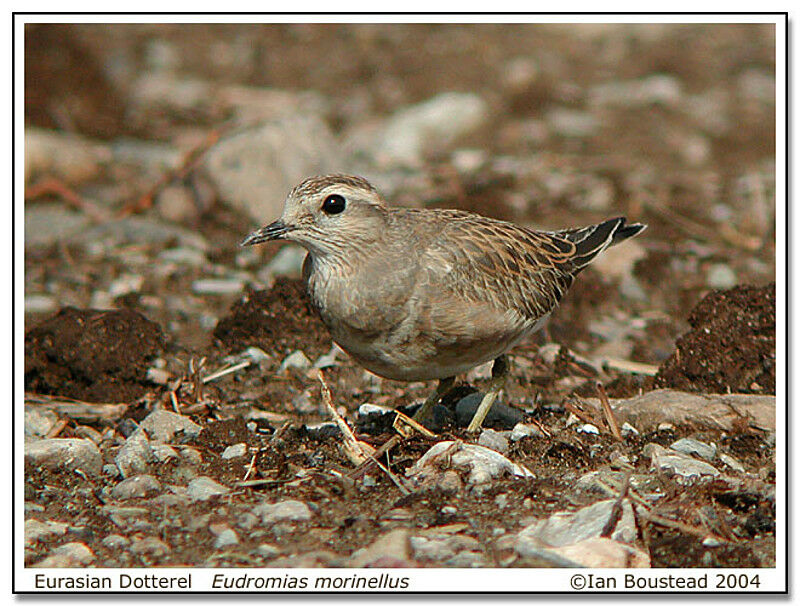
[
  {"x1": 25, "y1": 438, "x2": 102, "y2": 477},
  {"x1": 204, "y1": 117, "x2": 337, "y2": 223}
]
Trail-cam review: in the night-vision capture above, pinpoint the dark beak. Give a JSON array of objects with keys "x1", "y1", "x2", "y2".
[{"x1": 240, "y1": 220, "x2": 294, "y2": 246}]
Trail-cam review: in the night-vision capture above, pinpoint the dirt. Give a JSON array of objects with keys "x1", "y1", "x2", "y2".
[
  {"x1": 24, "y1": 307, "x2": 167, "y2": 402},
  {"x1": 655, "y1": 283, "x2": 776, "y2": 395}
]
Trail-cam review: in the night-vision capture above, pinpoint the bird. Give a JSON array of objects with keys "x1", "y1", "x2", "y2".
[{"x1": 242, "y1": 174, "x2": 646, "y2": 432}]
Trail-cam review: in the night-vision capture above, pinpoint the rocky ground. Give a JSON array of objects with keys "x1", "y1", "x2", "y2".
[{"x1": 23, "y1": 23, "x2": 777, "y2": 570}]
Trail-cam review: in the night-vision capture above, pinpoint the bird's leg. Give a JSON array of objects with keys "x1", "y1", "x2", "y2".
[
  {"x1": 413, "y1": 376, "x2": 455, "y2": 425},
  {"x1": 466, "y1": 355, "x2": 510, "y2": 433}
]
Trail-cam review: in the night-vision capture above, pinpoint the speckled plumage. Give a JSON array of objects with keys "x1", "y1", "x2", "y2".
[{"x1": 243, "y1": 174, "x2": 645, "y2": 421}]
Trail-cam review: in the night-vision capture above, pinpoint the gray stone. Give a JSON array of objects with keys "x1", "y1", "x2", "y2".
[
  {"x1": 25, "y1": 519, "x2": 68, "y2": 547},
  {"x1": 204, "y1": 117, "x2": 336, "y2": 224},
  {"x1": 25, "y1": 127, "x2": 110, "y2": 184},
  {"x1": 139, "y1": 410, "x2": 202, "y2": 443},
  {"x1": 644, "y1": 443, "x2": 721, "y2": 482},
  {"x1": 510, "y1": 423, "x2": 544, "y2": 441},
  {"x1": 192, "y1": 278, "x2": 246, "y2": 295},
  {"x1": 115, "y1": 432, "x2": 154, "y2": 478},
  {"x1": 369, "y1": 92, "x2": 489, "y2": 167},
  {"x1": 407, "y1": 440, "x2": 534, "y2": 486},
  {"x1": 25, "y1": 294, "x2": 58, "y2": 314},
  {"x1": 252, "y1": 499, "x2": 312, "y2": 525},
  {"x1": 221, "y1": 443, "x2": 248, "y2": 460},
  {"x1": 670, "y1": 438, "x2": 717, "y2": 461},
  {"x1": 410, "y1": 534, "x2": 481, "y2": 562},
  {"x1": 25, "y1": 438, "x2": 102, "y2": 477},
  {"x1": 111, "y1": 474, "x2": 162, "y2": 500},
  {"x1": 32, "y1": 542, "x2": 96, "y2": 568},
  {"x1": 158, "y1": 246, "x2": 208, "y2": 266},
  {"x1": 156, "y1": 185, "x2": 196, "y2": 223},
  {"x1": 279, "y1": 350, "x2": 312, "y2": 372},
  {"x1": 254, "y1": 543, "x2": 280, "y2": 558},
  {"x1": 347, "y1": 528, "x2": 411, "y2": 567},
  {"x1": 719, "y1": 453, "x2": 746, "y2": 473},
  {"x1": 478, "y1": 429, "x2": 510, "y2": 454},
  {"x1": 130, "y1": 536, "x2": 170, "y2": 557},
  {"x1": 212, "y1": 526, "x2": 240, "y2": 548},
  {"x1": 538, "y1": 537, "x2": 650, "y2": 568},
  {"x1": 590, "y1": 74, "x2": 682, "y2": 108},
  {"x1": 546, "y1": 108, "x2": 599, "y2": 138},
  {"x1": 25, "y1": 206, "x2": 91, "y2": 247},
  {"x1": 707, "y1": 263, "x2": 737, "y2": 289},
  {"x1": 443, "y1": 550, "x2": 489, "y2": 567},
  {"x1": 77, "y1": 217, "x2": 209, "y2": 251},
  {"x1": 151, "y1": 444, "x2": 179, "y2": 462},
  {"x1": 24, "y1": 407, "x2": 58, "y2": 438},
  {"x1": 187, "y1": 477, "x2": 230, "y2": 502},
  {"x1": 455, "y1": 392, "x2": 524, "y2": 429},
  {"x1": 101, "y1": 534, "x2": 131, "y2": 549},
  {"x1": 516, "y1": 498, "x2": 638, "y2": 548}
]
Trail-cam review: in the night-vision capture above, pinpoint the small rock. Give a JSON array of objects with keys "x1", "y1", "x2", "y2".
[
  {"x1": 130, "y1": 536, "x2": 170, "y2": 557},
  {"x1": 547, "y1": 537, "x2": 650, "y2": 568},
  {"x1": 670, "y1": 437, "x2": 717, "y2": 461},
  {"x1": 25, "y1": 127, "x2": 110, "y2": 184},
  {"x1": 115, "y1": 432, "x2": 154, "y2": 478},
  {"x1": 436, "y1": 470, "x2": 463, "y2": 494},
  {"x1": 262, "y1": 245, "x2": 307, "y2": 280},
  {"x1": 32, "y1": 542, "x2": 95, "y2": 568},
  {"x1": 139, "y1": 410, "x2": 202, "y2": 443},
  {"x1": 24, "y1": 407, "x2": 58, "y2": 438},
  {"x1": 455, "y1": 392, "x2": 524, "y2": 429},
  {"x1": 410, "y1": 534, "x2": 481, "y2": 562},
  {"x1": 158, "y1": 246, "x2": 208, "y2": 266},
  {"x1": 644, "y1": 443, "x2": 721, "y2": 481},
  {"x1": 279, "y1": 350, "x2": 312, "y2": 372},
  {"x1": 179, "y1": 446, "x2": 203, "y2": 465},
  {"x1": 25, "y1": 519, "x2": 68, "y2": 547},
  {"x1": 151, "y1": 444, "x2": 179, "y2": 462},
  {"x1": 221, "y1": 443, "x2": 248, "y2": 460},
  {"x1": 25, "y1": 438, "x2": 102, "y2": 477},
  {"x1": 577, "y1": 423, "x2": 600, "y2": 435},
  {"x1": 443, "y1": 551, "x2": 490, "y2": 567},
  {"x1": 25, "y1": 294, "x2": 58, "y2": 314},
  {"x1": 252, "y1": 499, "x2": 312, "y2": 525},
  {"x1": 407, "y1": 440, "x2": 534, "y2": 486},
  {"x1": 187, "y1": 477, "x2": 230, "y2": 502},
  {"x1": 371, "y1": 92, "x2": 489, "y2": 167},
  {"x1": 546, "y1": 108, "x2": 599, "y2": 138},
  {"x1": 478, "y1": 429, "x2": 510, "y2": 454},
  {"x1": 706, "y1": 263, "x2": 737, "y2": 289},
  {"x1": 347, "y1": 528, "x2": 411, "y2": 567},
  {"x1": 255, "y1": 543, "x2": 280, "y2": 558},
  {"x1": 358, "y1": 403, "x2": 394, "y2": 416},
  {"x1": 621, "y1": 422, "x2": 639, "y2": 436},
  {"x1": 192, "y1": 278, "x2": 245, "y2": 295},
  {"x1": 24, "y1": 206, "x2": 91, "y2": 247},
  {"x1": 516, "y1": 498, "x2": 638, "y2": 548},
  {"x1": 719, "y1": 453, "x2": 746, "y2": 473},
  {"x1": 212, "y1": 527, "x2": 240, "y2": 548},
  {"x1": 110, "y1": 474, "x2": 162, "y2": 500},
  {"x1": 510, "y1": 423, "x2": 543, "y2": 441},
  {"x1": 101, "y1": 534, "x2": 130, "y2": 549},
  {"x1": 156, "y1": 185, "x2": 196, "y2": 224}
]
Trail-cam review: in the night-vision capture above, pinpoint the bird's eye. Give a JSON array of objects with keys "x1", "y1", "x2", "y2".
[{"x1": 321, "y1": 194, "x2": 346, "y2": 215}]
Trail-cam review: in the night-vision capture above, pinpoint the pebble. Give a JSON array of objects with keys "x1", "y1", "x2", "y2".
[
  {"x1": 455, "y1": 393, "x2": 523, "y2": 429},
  {"x1": 255, "y1": 543, "x2": 281, "y2": 558},
  {"x1": 179, "y1": 446, "x2": 203, "y2": 465},
  {"x1": 110, "y1": 474, "x2": 162, "y2": 500},
  {"x1": 25, "y1": 127, "x2": 110, "y2": 184},
  {"x1": 192, "y1": 278, "x2": 246, "y2": 295},
  {"x1": 212, "y1": 526, "x2": 240, "y2": 548},
  {"x1": 577, "y1": 423, "x2": 600, "y2": 435},
  {"x1": 130, "y1": 536, "x2": 170, "y2": 557},
  {"x1": 187, "y1": 477, "x2": 230, "y2": 502},
  {"x1": 407, "y1": 440, "x2": 534, "y2": 486},
  {"x1": 158, "y1": 246, "x2": 208, "y2": 266},
  {"x1": 32, "y1": 542, "x2": 95, "y2": 568},
  {"x1": 262, "y1": 244, "x2": 307, "y2": 280},
  {"x1": 516, "y1": 498, "x2": 638, "y2": 548},
  {"x1": 644, "y1": 443, "x2": 721, "y2": 482},
  {"x1": 670, "y1": 438, "x2": 717, "y2": 461},
  {"x1": 279, "y1": 350, "x2": 312, "y2": 372},
  {"x1": 24, "y1": 407, "x2": 58, "y2": 438},
  {"x1": 25, "y1": 294, "x2": 58, "y2": 314},
  {"x1": 373, "y1": 92, "x2": 489, "y2": 167},
  {"x1": 156, "y1": 185, "x2": 196, "y2": 223},
  {"x1": 410, "y1": 534, "x2": 481, "y2": 562},
  {"x1": 139, "y1": 410, "x2": 202, "y2": 443},
  {"x1": 347, "y1": 528, "x2": 411, "y2": 567},
  {"x1": 510, "y1": 423, "x2": 543, "y2": 441},
  {"x1": 478, "y1": 428, "x2": 510, "y2": 454},
  {"x1": 221, "y1": 443, "x2": 248, "y2": 460},
  {"x1": 115, "y1": 432, "x2": 154, "y2": 478},
  {"x1": 719, "y1": 453, "x2": 746, "y2": 473},
  {"x1": 151, "y1": 444, "x2": 179, "y2": 462},
  {"x1": 24, "y1": 206, "x2": 91, "y2": 247},
  {"x1": 546, "y1": 108, "x2": 599, "y2": 138},
  {"x1": 443, "y1": 551, "x2": 489, "y2": 567},
  {"x1": 436, "y1": 470, "x2": 463, "y2": 494},
  {"x1": 79, "y1": 217, "x2": 209, "y2": 251},
  {"x1": 25, "y1": 438, "x2": 103, "y2": 477},
  {"x1": 25, "y1": 519, "x2": 68, "y2": 547},
  {"x1": 102, "y1": 534, "x2": 131, "y2": 549},
  {"x1": 621, "y1": 422, "x2": 640, "y2": 436},
  {"x1": 707, "y1": 263, "x2": 737, "y2": 289},
  {"x1": 545, "y1": 537, "x2": 650, "y2": 568},
  {"x1": 252, "y1": 499, "x2": 312, "y2": 525}
]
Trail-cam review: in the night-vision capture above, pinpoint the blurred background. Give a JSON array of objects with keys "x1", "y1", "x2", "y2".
[{"x1": 24, "y1": 21, "x2": 776, "y2": 372}]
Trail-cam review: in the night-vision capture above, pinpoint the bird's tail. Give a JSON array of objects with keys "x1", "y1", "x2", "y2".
[{"x1": 556, "y1": 217, "x2": 646, "y2": 271}]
